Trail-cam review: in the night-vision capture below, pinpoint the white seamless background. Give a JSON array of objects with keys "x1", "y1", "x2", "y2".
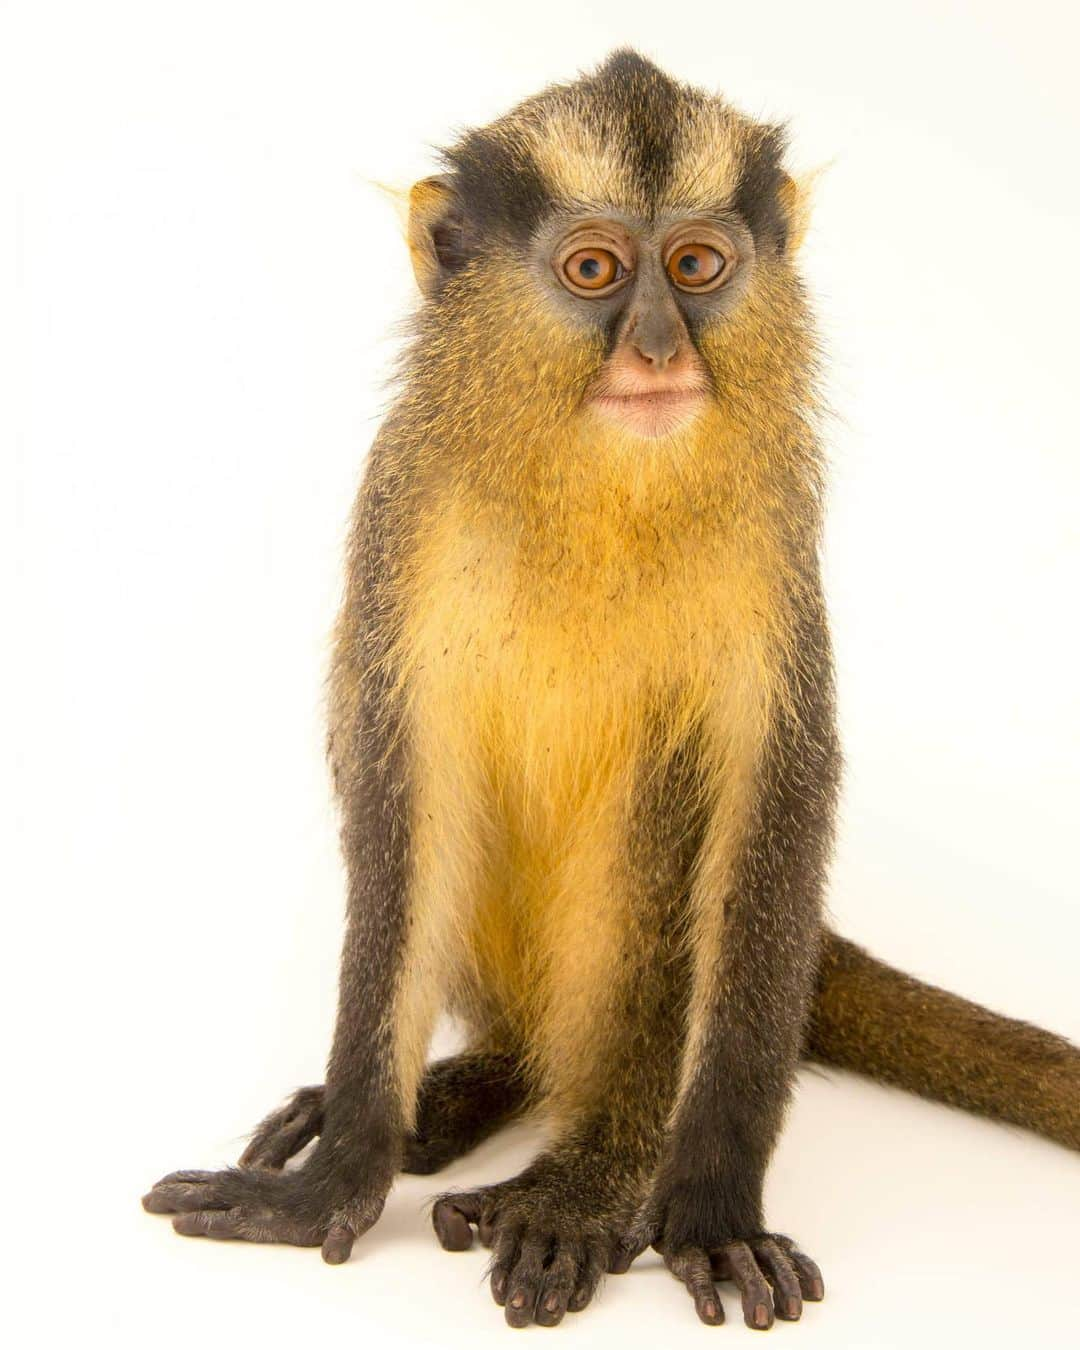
[{"x1": 5, "y1": 3, "x2": 1078, "y2": 1347}]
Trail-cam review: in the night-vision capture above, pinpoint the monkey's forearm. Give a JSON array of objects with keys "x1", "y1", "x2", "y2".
[
  {"x1": 664, "y1": 619, "x2": 838, "y2": 1232},
  {"x1": 143, "y1": 474, "x2": 417, "y2": 1257},
  {"x1": 141, "y1": 736, "x2": 412, "y2": 1260},
  {"x1": 658, "y1": 937, "x2": 816, "y2": 1237},
  {"x1": 622, "y1": 625, "x2": 838, "y2": 1327}
]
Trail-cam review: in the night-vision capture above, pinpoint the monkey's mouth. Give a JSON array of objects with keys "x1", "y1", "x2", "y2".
[{"x1": 588, "y1": 389, "x2": 708, "y2": 439}]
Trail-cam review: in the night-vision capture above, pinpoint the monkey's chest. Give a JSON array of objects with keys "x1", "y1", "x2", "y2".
[{"x1": 402, "y1": 533, "x2": 769, "y2": 846}]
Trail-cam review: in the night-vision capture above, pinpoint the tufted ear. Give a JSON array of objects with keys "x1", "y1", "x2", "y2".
[
  {"x1": 777, "y1": 166, "x2": 827, "y2": 254},
  {"x1": 407, "y1": 175, "x2": 471, "y2": 297}
]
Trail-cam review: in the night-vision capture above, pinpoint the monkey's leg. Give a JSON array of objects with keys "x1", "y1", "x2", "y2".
[
  {"x1": 405, "y1": 1050, "x2": 529, "y2": 1173},
  {"x1": 807, "y1": 933, "x2": 1080, "y2": 1151},
  {"x1": 240, "y1": 1051, "x2": 529, "y2": 1175}
]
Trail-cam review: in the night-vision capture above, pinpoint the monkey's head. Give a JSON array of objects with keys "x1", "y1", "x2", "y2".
[{"x1": 402, "y1": 51, "x2": 818, "y2": 493}]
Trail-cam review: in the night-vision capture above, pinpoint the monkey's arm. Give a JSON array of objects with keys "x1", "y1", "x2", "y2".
[
  {"x1": 143, "y1": 465, "x2": 413, "y2": 1263},
  {"x1": 620, "y1": 604, "x2": 839, "y2": 1328}
]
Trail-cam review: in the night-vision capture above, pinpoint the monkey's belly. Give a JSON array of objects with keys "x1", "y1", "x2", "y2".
[{"x1": 441, "y1": 690, "x2": 631, "y2": 1041}]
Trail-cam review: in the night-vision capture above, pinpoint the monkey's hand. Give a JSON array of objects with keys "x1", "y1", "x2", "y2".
[
  {"x1": 613, "y1": 1178, "x2": 824, "y2": 1329},
  {"x1": 141, "y1": 1137, "x2": 394, "y2": 1263}
]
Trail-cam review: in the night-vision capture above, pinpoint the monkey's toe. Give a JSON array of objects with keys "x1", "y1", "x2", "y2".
[
  {"x1": 432, "y1": 1190, "x2": 486, "y2": 1250},
  {"x1": 239, "y1": 1086, "x2": 325, "y2": 1170}
]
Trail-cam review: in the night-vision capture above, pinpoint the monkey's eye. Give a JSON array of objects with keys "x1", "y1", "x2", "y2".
[
  {"x1": 561, "y1": 248, "x2": 624, "y2": 293},
  {"x1": 666, "y1": 243, "x2": 727, "y2": 290}
]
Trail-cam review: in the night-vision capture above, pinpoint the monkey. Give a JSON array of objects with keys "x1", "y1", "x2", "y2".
[{"x1": 142, "y1": 51, "x2": 1080, "y2": 1330}]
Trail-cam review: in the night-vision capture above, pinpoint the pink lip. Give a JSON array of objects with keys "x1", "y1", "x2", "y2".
[{"x1": 589, "y1": 389, "x2": 707, "y2": 439}]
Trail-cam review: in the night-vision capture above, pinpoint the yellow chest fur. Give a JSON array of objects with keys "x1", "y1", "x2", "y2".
[
  {"x1": 402, "y1": 484, "x2": 781, "y2": 870},
  {"x1": 387, "y1": 478, "x2": 791, "y2": 1087},
  {"x1": 402, "y1": 494, "x2": 775, "y2": 800}
]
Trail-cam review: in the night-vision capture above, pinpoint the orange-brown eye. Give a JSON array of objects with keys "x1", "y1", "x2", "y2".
[
  {"x1": 667, "y1": 243, "x2": 726, "y2": 289},
  {"x1": 563, "y1": 247, "x2": 622, "y2": 291}
]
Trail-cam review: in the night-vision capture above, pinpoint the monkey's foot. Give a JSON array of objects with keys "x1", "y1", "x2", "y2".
[
  {"x1": 432, "y1": 1176, "x2": 621, "y2": 1327},
  {"x1": 235, "y1": 1078, "x2": 506, "y2": 1177},
  {"x1": 142, "y1": 1151, "x2": 392, "y2": 1263},
  {"x1": 239, "y1": 1087, "x2": 325, "y2": 1170}
]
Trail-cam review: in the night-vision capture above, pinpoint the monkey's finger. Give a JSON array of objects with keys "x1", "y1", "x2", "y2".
[
  {"x1": 502, "y1": 1232, "x2": 549, "y2": 1328},
  {"x1": 610, "y1": 1218, "x2": 657, "y2": 1273},
  {"x1": 534, "y1": 1245, "x2": 579, "y2": 1327},
  {"x1": 432, "y1": 1192, "x2": 484, "y2": 1251},
  {"x1": 143, "y1": 1178, "x2": 233, "y2": 1214},
  {"x1": 477, "y1": 1209, "x2": 497, "y2": 1247},
  {"x1": 568, "y1": 1237, "x2": 608, "y2": 1311},
  {"x1": 487, "y1": 1221, "x2": 524, "y2": 1307},
  {"x1": 321, "y1": 1225, "x2": 355, "y2": 1264},
  {"x1": 665, "y1": 1245, "x2": 725, "y2": 1325},
  {"x1": 722, "y1": 1241, "x2": 774, "y2": 1330},
  {"x1": 172, "y1": 1208, "x2": 247, "y2": 1239},
  {"x1": 172, "y1": 1207, "x2": 321, "y2": 1246},
  {"x1": 240, "y1": 1088, "x2": 325, "y2": 1170},
  {"x1": 751, "y1": 1239, "x2": 802, "y2": 1321},
  {"x1": 771, "y1": 1237, "x2": 824, "y2": 1301},
  {"x1": 154, "y1": 1169, "x2": 223, "y2": 1186}
]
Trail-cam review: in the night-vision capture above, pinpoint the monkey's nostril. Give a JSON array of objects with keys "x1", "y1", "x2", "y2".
[{"x1": 634, "y1": 343, "x2": 672, "y2": 369}]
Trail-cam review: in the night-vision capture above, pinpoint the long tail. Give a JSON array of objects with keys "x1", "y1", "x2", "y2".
[{"x1": 806, "y1": 932, "x2": 1080, "y2": 1151}]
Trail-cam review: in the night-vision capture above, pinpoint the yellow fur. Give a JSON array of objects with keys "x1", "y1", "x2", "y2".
[
  {"x1": 361, "y1": 88, "x2": 825, "y2": 1122},
  {"x1": 388, "y1": 389, "x2": 800, "y2": 1117},
  {"x1": 527, "y1": 112, "x2": 647, "y2": 213}
]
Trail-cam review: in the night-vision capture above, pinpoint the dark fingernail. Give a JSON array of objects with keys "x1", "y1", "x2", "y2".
[
  {"x1": 754, "y1": 1303, "x2": 770, "y2": 1328},
  {"x1": 786, "y1": 1297, "x2": 801, "y2": 1318},
  {"x1": 510, "y1": 1292, "x2": 526, "y2": 1309},
  {"x1": 810, "y1": 1278, "x2": 824, "y2": 1301},
  {"x1": 703, "y1": 1300, "x2": 717, "y2": 1321},
  {"x1": 544, "y1": 1295, "x2": 559, "y2": 1313},
  {"x1": 492, "y1": 1274, "x2": 506, "y2": 1299}
]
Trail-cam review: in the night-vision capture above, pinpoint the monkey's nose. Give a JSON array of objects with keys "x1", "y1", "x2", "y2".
[{"x1": 631, "y1": 336, "x2": 680, "y2": 371}]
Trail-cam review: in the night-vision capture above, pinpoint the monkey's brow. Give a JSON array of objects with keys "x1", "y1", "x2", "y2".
[{"x1": 544, "y1": 198, "x2": 735, "y2": 230}]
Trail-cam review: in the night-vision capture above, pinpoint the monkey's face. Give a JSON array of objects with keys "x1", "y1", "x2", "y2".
[
  {"x1": 405, "y1": 52, "x2": 815, "y2": 464},
  {"x1": 531, "y1": 210, "x2": 757, "y2": 439}
]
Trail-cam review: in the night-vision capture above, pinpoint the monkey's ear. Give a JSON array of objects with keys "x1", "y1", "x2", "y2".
[
  {"x1": 407, "y1": 175, "x2": 470, "y2": 297},
  {"x1": 777, "y1": 167, "x2": 826, "y2": 253}
]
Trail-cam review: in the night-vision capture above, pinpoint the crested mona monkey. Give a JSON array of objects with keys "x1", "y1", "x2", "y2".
[{"x1": 143, "y1": 51, "x2": 1080, "y2": 1330}]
